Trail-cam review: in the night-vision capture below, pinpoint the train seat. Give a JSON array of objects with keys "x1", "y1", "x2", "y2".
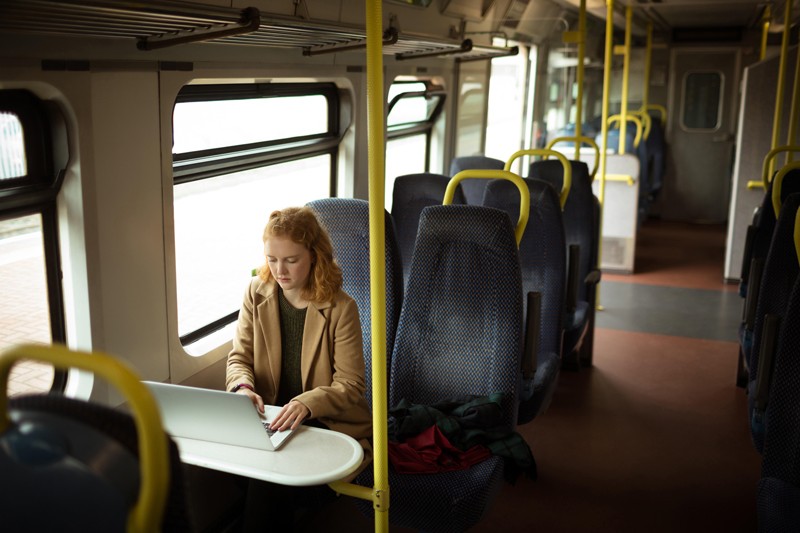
[
  {"x1": 747, "y1": 193, "x2": 800, "y2": 453},
  {"x1": 645, "y1": 115, "x2": 667, "y2": 201},
  {"x1": 757, "y1": 273, "x2": 800, "y2": 531},
  {"x1": 449, "y1": 155, "x2": 505, "y2": 205},
  {"x1": 482, "y1": 177, "x2": 566, "y2": 423},
  {"x1": 737, "y1": 170, "x2": 800, "y2": 385},
  {"x1": 307, "y1": 198, "x2": 404, "y2": 405},
  {"x1": 357, "y1": 204, "x2": 524, "y2": 532},
  {"x1": 529, "y1": 159, "x2": 601, "y2": 369},
  {"x1": 1, "y1": 393, "x2": 193, "y2": 532},
  {"x1": 390, "y1": 173, "x2": 465, "y2": 284}
]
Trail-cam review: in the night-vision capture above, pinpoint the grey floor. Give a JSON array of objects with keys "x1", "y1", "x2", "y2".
[{"x1": 595, "y1": 280, "x2": 741, "y2": 342}]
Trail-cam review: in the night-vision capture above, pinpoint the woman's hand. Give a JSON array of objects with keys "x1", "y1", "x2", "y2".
[
  {"x1": 237, "y1": 388, "x2": 265, "y2": 414},
  {"x1": 271, "y1": 400, "x2": 309, "y2": 431}
]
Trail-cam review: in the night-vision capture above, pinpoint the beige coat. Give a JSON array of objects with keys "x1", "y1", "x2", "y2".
[{"x1": 226, "y1": 278, "x2": 373, "y2": 472}]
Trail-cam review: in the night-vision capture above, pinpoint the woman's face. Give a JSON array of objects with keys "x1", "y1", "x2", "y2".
[{"x1": 264, "y1": 235, "x2": 313, "y2": 294}]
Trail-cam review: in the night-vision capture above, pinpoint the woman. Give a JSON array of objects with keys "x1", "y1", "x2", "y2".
[{"x1": 226, "y1": 206, "x2": 372, "y2": 528}]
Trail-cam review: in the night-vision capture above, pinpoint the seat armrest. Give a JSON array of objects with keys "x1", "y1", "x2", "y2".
[
  {"x1": 754, "y1": 313, "x2": 781, "y2": 413},
  {"x1": 566, "y1": 244, "x2": 580, "y2": 313},
  {"x1": 744, "y1": 258, "x2": 765, "y2": 329},
  {"x1": 522, "y1": 292, "x2": 541, "y2": 380},
  {"x1": 584, "y1": 269, "x2": 601, "y2": 285}
]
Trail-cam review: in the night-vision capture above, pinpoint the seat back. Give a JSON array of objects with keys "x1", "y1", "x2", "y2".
[
  {"x1": 482, "y1": 178, "x2": 566, "y2": 422},
  {"x1": 529, "y1": 159, "x2": 596, "y2": 304},
  {"x1": 2, "y1": 394, "x2": 192, "y2": 532},
  {"x1": 449, "y1": 155, "x2": 505, "y2": 205},
  {"x1": 758, "y1": 275, "x2": 800, "y2": 530},
  {"x1": 390, "y1": 204, "x2": 522, "y2": 424},
  {"x1": 645, "y1": 115, "x2": 667, "y2": 199},
  {"x1": 390, "y1": 173, "x2": 465, "y2": 284},
  {"x1": 748, "y1": 193, "x2": 800, "y2": 452},
  {"x1": 307, "y1": 198, "x2": 403, "y2": 405}
]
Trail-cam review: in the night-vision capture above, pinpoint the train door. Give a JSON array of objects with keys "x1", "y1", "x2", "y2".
[{"x1": 662, "y1": 48, "x2": 740, "y2": 223}]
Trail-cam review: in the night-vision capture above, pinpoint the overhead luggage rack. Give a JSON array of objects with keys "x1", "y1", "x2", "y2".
[{"x1": 0, "y1": 0, "x2": 517, "y2": 61}]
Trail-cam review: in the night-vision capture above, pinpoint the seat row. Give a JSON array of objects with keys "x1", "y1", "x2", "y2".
[{"x1": 734, "y1": 160, "x2": 800, "y2": 530}]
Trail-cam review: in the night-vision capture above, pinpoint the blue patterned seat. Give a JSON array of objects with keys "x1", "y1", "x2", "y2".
[
  {"x1": 757, "y1": 273, "x2": 800, "y2": 531},
  {"x1": 747, "y1": 193, "x2": 800, "y2": 453},
  {"x1": 449, "y1": 155, "x2": 505, "y2": 205},
  {"x1": 307, "y1": 198, "x2": 403, "y2": 405},
  {"x1": 482, "y1": 177, "x2": 565, "y2": 423},
  {"x1": 390, "y1": 173, "x2": 465, "y2": 285},
  {"x1": 357, "y1": 204, "x2": 523, "y2": 532},
  {"x1": 529, "y1": 159, "x2": 600, "y2": 368}
]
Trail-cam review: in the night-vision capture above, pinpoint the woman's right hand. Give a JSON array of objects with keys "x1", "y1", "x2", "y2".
[{"x1": 237, "y1": 388, "x2": 265, "y2": 414}]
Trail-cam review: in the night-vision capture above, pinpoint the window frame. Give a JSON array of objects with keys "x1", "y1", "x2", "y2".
[
  {"x1": 0, "y1": 89, "x2": 68, "y2": 392},
  {"x1": 172, "y1": 82, "x2": 341, "y2": 346},
  {"x1": 385, "y1": 80, "x2": 446, "y2": 174}
]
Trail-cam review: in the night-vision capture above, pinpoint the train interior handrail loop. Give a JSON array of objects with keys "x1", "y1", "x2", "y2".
[
  {"x1": 444, "y1": 169, "x2": 530, "y2": 246},
  {"x1": 504, "y1": 148, "x2": 572, "y2": 209},
  {"x1": 0, "y1": 343, "x2": 170, "y2": 533},
  {"x1": 607, "y1": 113, "x2": 644, "y2": 149},
  {"x1": 761, "y1": 145, "x2": 800, "y2": 189},
  {"x1": 771, "y1": 160, "x2": 800, "y2": 217},
  {"x1": 545, "y1": 135, "x2": 600, "y2": 180}
]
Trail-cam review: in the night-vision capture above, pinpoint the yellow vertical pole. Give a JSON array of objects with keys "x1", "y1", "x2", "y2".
[
  {"x1": 761, "y1": 5, "x2": 771, "y2": 61},
  {"x1": 365, "y1": 0, "x2": 389, "y2": 531},
  {"x1": 770, "y1": 0, "x2": 793, "y2": 177},
  {"x1": 642, "y1": 21, "x2": 652, "y2": 113},
  {"x1": 619, "y1": 5, "x2": 632, "y2": 155},
  {"x1": 574, "y1": 0, "x2": 586, "y2": 161},
  {"x1": 596, "y1": 0, "x2": 614, "y2": 311}
]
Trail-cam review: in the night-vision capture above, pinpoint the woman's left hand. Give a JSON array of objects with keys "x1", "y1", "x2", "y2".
[{"x1": 271, "y1": 400, "x2": 310, "y2": 431}]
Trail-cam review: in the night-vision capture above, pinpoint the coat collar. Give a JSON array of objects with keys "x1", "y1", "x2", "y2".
[{"x1": 255, "y1": 278, "x2": 332, "y2": 396}]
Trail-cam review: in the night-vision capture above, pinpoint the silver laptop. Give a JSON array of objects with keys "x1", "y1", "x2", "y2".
[{"x1": 143, "y1": 381, "x2": 295, "y2": 451}]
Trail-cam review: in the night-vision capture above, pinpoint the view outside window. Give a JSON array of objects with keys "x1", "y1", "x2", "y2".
[
  {"x1": 0, "y1": 214, "x2": 55, "y2": 396},
  {"x1": 1, "y1": 111, "x2": 26, "y2": 179},
  {"x1": 386, "y1": 134, "x2": 427, "y2": 211},
  {"x1": 173, "y1": 156, "x2": 330, "y2": 337},
  {"x1": 172, "y1": 88, "x2": 334, "y2": 344}
]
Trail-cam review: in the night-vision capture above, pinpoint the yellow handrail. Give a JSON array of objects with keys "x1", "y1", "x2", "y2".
[
  {"x1": 444, "y1": 169, "x2": 530, "y2": 246},
  {"x1": 771, "y1": 161, "x2": 800, "y2": 217},
  {"x1": 504, "y1": 148, "x2": 572, "y2": 209},
  {"x1": 758, "y1": 145, "x2": 800, "y2": 189},
  {"x1": 644, "y1": 104, "x2": 667, "y2": 125},
  {"x1": 545, "y1": 136, "x2": 600, "y2": 180},
  {"x1": 629, "y1": 110, "x2": 652, "y2": 140},
  {"x1": 606, "y1": 174, "x2": 636, "y2": 186},
  {"x1": 768, "y1": 0, "x2": 794, "y2": 178},
  {"x1": 0, "y1": 343, "x2": 169, "y2": 533},
  {"x1": 329, "y1": 1, "x2": 390, "y2": 531},
  {"x1": 607, "y1": 114, "x2": 644, "y2": 149}
]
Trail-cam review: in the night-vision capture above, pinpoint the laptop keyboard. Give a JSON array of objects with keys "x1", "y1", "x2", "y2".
[{"x1": 261, "y1": 420, "x2": 277, "y2": 438}]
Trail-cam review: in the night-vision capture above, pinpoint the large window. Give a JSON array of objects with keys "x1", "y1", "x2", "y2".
[
  {"x1": 385, "y1": 80, "x2": 446, "y2": 211},
  {"x1": 485, "y1": 41, "x2": 534, "y2": 173},
  {"x1": 0, "y1": 90, "x2": 67, "y2": 396},
  {"x1": 172, "y1": 83, "x2": 339, "y2": 346}
]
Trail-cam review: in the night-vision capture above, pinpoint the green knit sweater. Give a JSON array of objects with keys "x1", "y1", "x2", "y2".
[{"x1": 276, "y1": 289, "x2": 307, "y2": 406}]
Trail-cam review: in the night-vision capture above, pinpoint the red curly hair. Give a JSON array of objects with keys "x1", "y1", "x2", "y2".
[{"x1": 258, "y1": 207, "x2": 342, "y2": 303}]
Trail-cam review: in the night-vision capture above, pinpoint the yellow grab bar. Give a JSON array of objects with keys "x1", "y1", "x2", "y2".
[
  {"x1": 761, "y1": 145, "x2": 800, "y2": 189},
  {"x1": 771, "y1": 161, "x2": 800, "y2": 217},
  {"x1": 545, "y1": 136, "x2": 600, "y2": 180},
  {"x1": 607, "y1": 114, "x2": 644, "y2": 149},
  {"x1": 629, "y1": 110, "x2": 652, "y2": 140},
  {"x1": 444, "y1": 169, "x2": 530, "y2": 246},
  {"x1": 641, "y1": 104, "x2": 667, "y2": 125},
  {"x1": 605, "y1": 174, "x2": 636, "y2": 186},
  {"x1": 504, "y1": 148, "x2": 572, "y2": 209},
  {"x1": 0, "y1": 343, "x2": 169, "y2": 533}
]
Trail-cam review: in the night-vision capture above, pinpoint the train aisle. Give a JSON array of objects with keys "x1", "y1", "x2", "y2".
[{"x1": 305, "y1": 220, "x2": 761, "y2": 532}]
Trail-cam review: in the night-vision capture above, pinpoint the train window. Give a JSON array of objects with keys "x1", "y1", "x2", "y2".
[
  {"x1": 172, "y1": 83, "x2": 339, "y2": 346},
  {"x1": 385, "y1": 80, "x2": 446, "y2": 210},
  {"x1": 681, "y1": 71, "x2": 723, "y2": 131},
  {"x1": 1, "y1": 112, "x2": 26, "y2": 179},
  {"x1": 0, "y1": 89, "x2": 67, "y2": 396},
  {"x1": 486, "y1": 41, "x2": 534, "y2": 170}
]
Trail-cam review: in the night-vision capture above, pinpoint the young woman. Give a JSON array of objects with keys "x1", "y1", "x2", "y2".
[{"x1": 226, "y1": 206, "x2": 372, "y2": 528}]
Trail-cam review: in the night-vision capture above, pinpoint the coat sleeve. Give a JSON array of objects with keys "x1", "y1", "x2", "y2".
[
  {"x1": 225, "y1": 280, "x2": 257, "y2": 392},
  {"x1": 295, "y1": 296, "x2": 367, "y2": 419}
]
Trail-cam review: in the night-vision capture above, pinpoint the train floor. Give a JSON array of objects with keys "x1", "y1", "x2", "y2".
[{"x1": 284, "y1": 220, "x2": 760, "y2": 532}]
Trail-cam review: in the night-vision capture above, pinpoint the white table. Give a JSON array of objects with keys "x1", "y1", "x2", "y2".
[{"x1": 173, "y1": 425, "x2": 364, "y2": 486}]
